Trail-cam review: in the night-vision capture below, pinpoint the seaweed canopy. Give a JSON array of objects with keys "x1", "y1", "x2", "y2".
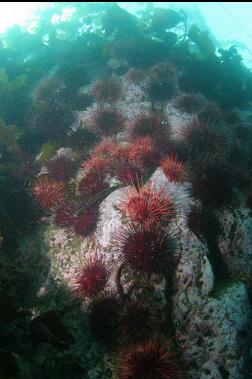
[
  {"x1": 102, "y1": 3, "x2": 139, "y2": 40},
  {"x1": 150, "y1": 8, "x2": 184, "y2": 32}
]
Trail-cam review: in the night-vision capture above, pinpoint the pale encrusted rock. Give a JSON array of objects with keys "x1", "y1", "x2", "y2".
[
  {"x1": 32, "y1": 165, "x2": 252, "y2": 379},
  {"x1": 174, "y1": 283, "x2": 252, "y2": 379},
  {"x1": 218, "y1": 207, "x2": 252, "y2": 286},
  {"x1": 95, "y1": 184, "x2": 166, "y2": 298},
  {"x1": 148, "y1": 172, "x2": 252, "y2": 379},
  {"x1": 56, "y1": 147, "x2": 76, "y2": 160},
  {"x1": 150, "y1": 167, "x2": 191, "y2": 215},
  {"x1": 96, "y1": 186, "x2": 129, "y2": 261}
]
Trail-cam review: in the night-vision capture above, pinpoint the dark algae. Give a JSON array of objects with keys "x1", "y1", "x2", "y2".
[{"x1": 1, "y1": 3, "x2": 252, "y2": 378}]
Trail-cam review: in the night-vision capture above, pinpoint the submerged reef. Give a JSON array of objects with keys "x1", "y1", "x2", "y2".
[{"x1": 1, "y1": 3, "x2": 252, "y2": 379}]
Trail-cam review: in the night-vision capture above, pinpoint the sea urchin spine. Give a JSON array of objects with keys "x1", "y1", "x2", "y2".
[
  {"x1": 120, "y1": 182, "x2": 176, "y2": 229},
  {"x1": 161, "y1": 154, "x2": 186, "y2": 184},
  {"x1": 73, "y1": 255, "x2": 109, "y2": 300},
  {"x1": 114, "y1": 224, "x2": 177, "y2": 275},
  {"x1": 117, "y1": 340, "x2": 183, "y2": 379},
  {"x1": 33, "y1": 175, "x2": 66, "y2": 210}
]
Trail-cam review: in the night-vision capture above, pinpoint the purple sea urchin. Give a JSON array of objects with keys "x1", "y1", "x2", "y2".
[
  {"x1": 175, "y1": 93, "x2": 201, "y2": 114},
  {"x1": 93, "y1": 77, "x2": 122, "y2": 103},
  {"x1": 118, "y1": 300, "x2": 160, "y2": 343},
  {"x1": 114, "y1": 224, "x2": 177, "y2": 275},
  {"x1": 89, "y1": 108, "x2": 124, "y2": 137},
  {"x1": 89, "y1": 294, "x2": 121, "y2": 345},
  {"x1": 117, "y1": 340, "x2": 183, "y2": 379}
]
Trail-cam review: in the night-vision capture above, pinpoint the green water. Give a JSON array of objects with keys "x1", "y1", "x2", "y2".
[{"x1": 0, "y1": 3, "x2": 251, "y2": 379}]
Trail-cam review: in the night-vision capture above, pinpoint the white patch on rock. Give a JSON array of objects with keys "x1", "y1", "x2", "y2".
[
  {"x1": 151, "y1": 167, "x2": 192, "y2": 215},
  {"x1": 96, "y1": 186, "x2": 129, "y2": 261}
]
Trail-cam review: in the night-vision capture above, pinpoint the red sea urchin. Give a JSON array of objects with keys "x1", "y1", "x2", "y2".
[
  {"x1": 199, "y1": 100, "x2": 223, "y2": 123},
  {"x1": 74, "y1": 255, "x2": 109, "y2": 300},
  {"x1": 130, "y1": 112, "x2": 170, "y2": 140},
  {"x1": 125, "y1": 68, "x2": 144, "y2": 83},
  {"x1": 89, "y1": 108, "x2": 125, "y2": 137},
  {"x1": 120, "y1": 182, "x2": 175, "y2": 229},
  {"x1": 180, "y1": 119, "x2": 228, "y2": 167},
  {"x1": 118, "y1": 300, "x2": 160, "y2": 343},
  {"x1": 110, "y1": 158, "x2": 144, "y2": 185},
  {"x1": 47, "y1": 155, "x2": 77, "y2": 181},
  {"x1": 191, "y1": 158, "x2": 234, "y2": 210},
  {"x1": 129, "y1": 112, "x2": 171, "y2": 155},
  {"x1": 117, "y1": 340, "x2": 183, "y2": 379},
  {"x1": 175, "y1": 93, "x2": 201, "y2": 114},
  {"x1": 72, "y1": 207, "x2": 99, "y2": 238},
  {"x1": 81, "y1": 153, "x2": 111, "y2": 174},
  {"x1": 93, "y1": 77, "x2": 122, "y2": 103},
  {"x1": 161, "y1": 154, "x2": 186, "y2": 184},
  {"x1": 33, "y1": 175, "x2": 66, "y2": 210},
  {"x1": 186, "y1": 203, "x2": 222, "y2": 242},
  {"x1": 78, "y1": 171, "x2": 108, "y2": 196},
  {"x1": 93, "y1": 137, "x2": 118, "y2": 157},
  {"x1": 114, "y1": 224, "x2": 177, "y2": 275},
  {"x1": 128, "y1": 136, "x2": 159, "y2": 168},
  {"x1": 53, "y1": 203, "x2": 74, "y2": 227},
  {"x1": 89, "y1": 294, "x2": 121, "y2": 345}
]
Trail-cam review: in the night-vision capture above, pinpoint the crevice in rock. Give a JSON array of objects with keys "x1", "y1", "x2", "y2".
[{"x1": 206, "y1": 236, "x2": 230, "y2": 286}]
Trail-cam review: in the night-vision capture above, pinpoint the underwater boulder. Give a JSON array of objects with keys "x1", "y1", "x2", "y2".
[
  {"x1": 218, "y1": 207, "x2": 252, "y2": 288},
  {"x1": 174, "y1": 283, "x2": 252, "y2": 379}
]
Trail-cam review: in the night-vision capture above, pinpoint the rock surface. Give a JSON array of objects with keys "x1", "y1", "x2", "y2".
[
  {"x1": 218, "y1": 207, "x2": 252, "y2": 287},
  {"x1": 34, "y1": 166, "x2": 252, "y2": 378},
  {"x1": 174, "y1": 283, "x2": 252, "y2": 379}
]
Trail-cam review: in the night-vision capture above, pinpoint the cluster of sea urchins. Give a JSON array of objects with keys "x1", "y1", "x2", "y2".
[
  {"x1": 30, "y1": 75, "x2": 187, "y2": 377},
  {"x1": 31, "y1": 66, "x2": 248, "y2": 378},
  {"x1": 31, "y1": 63, "x2": 247, "y2": 376}
]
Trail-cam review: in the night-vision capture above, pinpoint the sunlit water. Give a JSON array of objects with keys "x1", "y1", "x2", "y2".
[{"x1": 1, "y1": 2, "x2": 252, "y2": 66}]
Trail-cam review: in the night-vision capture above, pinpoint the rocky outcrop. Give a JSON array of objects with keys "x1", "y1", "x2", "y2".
[
  {"x1": 218, "y1": 207, "x2": 252, "y2": 287},
  {"x1": 152, "y1": 168, "x2": 252, "y2": 379},
  {"x1": 35, "y1": 166, "x2": 252, "y2": 378}
]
